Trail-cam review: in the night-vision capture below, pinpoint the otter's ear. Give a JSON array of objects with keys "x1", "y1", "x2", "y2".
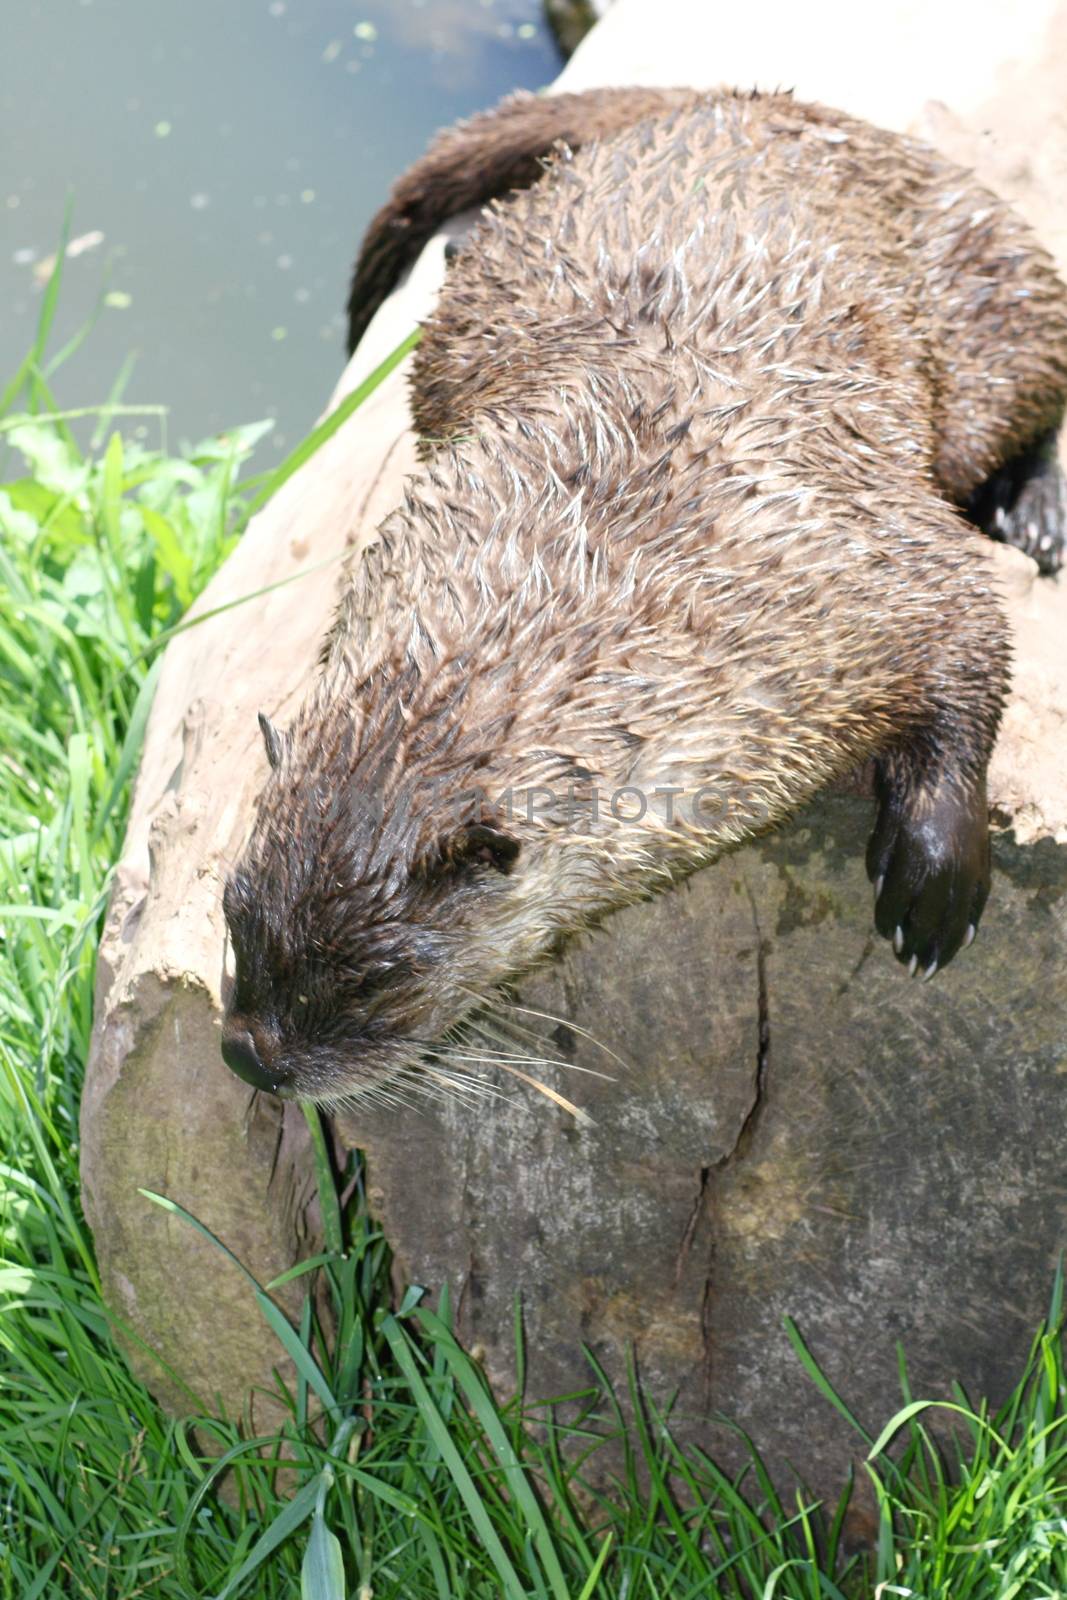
[
  {"x1": 447, "y1": 822, "x2": 521, "y2": 876},
  {"x1": 258, "y1": 711, "x2": 285, "y2": 770}
]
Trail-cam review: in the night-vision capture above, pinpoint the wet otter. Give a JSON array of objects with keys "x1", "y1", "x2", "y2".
[{"x1": 222, "y1": 88, "x2": 1067, "y2": 1104}]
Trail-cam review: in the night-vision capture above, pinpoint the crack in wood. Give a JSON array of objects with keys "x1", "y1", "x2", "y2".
[
  {"x1": 674, "y1": 1164, "x2": 711, "y2": 1286},
  {"x1": 717, "y1": 907, "x2": 770, "y2": 1169},
  {"x1": 698, "y1": 891, "x2": 772, "y2": 1402}
]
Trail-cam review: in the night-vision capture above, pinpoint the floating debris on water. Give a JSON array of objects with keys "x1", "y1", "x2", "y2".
[{"x1": 32, "y1": 229, "x2": 105, "y2": 286}]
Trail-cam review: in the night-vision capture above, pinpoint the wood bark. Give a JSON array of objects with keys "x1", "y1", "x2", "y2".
[{"x1": 83, "y1": 0, "x2": 1067, "y2": 1495}]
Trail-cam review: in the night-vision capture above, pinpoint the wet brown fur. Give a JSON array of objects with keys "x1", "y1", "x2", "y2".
[
  {"x1": 223, "y1": 88, "x2": 1067, "y2": 1105},
  {"x1": 345, "y1": 88, "x2": 699, "y2": 355}
]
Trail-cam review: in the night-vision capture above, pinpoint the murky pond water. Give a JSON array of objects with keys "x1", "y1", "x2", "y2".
[{"x1": 3, "y1": 0, "x2": 561, "y2": 456}]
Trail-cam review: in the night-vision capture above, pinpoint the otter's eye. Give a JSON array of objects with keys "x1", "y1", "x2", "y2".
[
  {"x1": 460, "y1": 825, "x2": 524, "y2": 876},
  {"x1": 455, "y1": 823, "x2": 520, "y2": 874},
  {"x1": 429, "y1": 822, "x2": 520, "y2": 878}
]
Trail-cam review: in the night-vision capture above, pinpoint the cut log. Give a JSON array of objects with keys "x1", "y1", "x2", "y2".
[
  {"x1": 80, "y1": 347, "x2": 423, "y2": 1424},
  {"x1": 82, "y1": 0, "x2": 1067, "y2": 1494},
  {"x1": 344, "y1": 791, "x2": 1067, "y2": 1491}
]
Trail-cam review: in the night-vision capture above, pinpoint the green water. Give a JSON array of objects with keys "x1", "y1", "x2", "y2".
[{"x1": 2, "y1": 0, "x2": 561, "y2": 455}]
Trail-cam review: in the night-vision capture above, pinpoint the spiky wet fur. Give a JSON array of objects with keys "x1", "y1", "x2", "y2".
[{"x1": 225, "y1": 88, "x2": 1067, "y2": 1103}]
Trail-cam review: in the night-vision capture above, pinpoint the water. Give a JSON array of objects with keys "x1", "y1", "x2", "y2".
[{"x1": 2, "y1": 0, "x2": 561, "y2": 457}]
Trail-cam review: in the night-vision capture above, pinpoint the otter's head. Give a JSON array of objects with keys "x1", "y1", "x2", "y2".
[{"x1": 220, "y1": 693, "x2": 554, "y2": 1106}]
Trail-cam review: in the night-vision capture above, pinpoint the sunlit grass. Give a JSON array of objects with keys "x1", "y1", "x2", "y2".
[{"x1": 1, "y1": 260, "x2": 1065, "y2": 1597}]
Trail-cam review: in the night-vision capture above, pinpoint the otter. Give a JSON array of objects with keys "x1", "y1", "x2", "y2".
[{"x1": 221, "y1": 87, "x2": 1067, "y2": 1104}]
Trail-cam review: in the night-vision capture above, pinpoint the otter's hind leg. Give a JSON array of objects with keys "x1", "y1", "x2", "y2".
[
  {"x1": 966, "y1": 427, "x2": 1066, "y2": 575},
  {"x1": 907, "y1": 166, "x2": 1067, "y2": 517}
]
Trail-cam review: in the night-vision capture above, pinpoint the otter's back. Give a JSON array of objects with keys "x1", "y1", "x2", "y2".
[{"x1": 410, "y1": 89, "x2": 1067, "y2": 498}]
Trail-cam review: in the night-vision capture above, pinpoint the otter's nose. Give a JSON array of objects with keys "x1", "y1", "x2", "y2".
[{"x1": 221, "y1": 1020, "x2": 287, "y2": 1096}]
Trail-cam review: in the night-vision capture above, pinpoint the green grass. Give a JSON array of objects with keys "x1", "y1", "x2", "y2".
[{"x1": 1, "y1": 278, "x2": 1066, "y2": 1598}]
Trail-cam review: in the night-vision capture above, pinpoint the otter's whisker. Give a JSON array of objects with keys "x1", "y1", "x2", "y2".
[
  {"x1": 399, "y1": 1063, "x2": 471, "y2": 1108},
  {"x1": 412, "y1": 1026, "x2": 569, "y2": 1077},
  {"x1": 460, "y1": 1026, "x2": 614, "y2": 1081},
  {"x1": 419, "y1": 1065, "x2": 511, "y2": 1107},
  {"x1": 452, "y1": 986, "x2": 622, "y2": 1078},
  {"x1": 490, "y1": 1061, "x2": 593, "y2": 1126},
  {"x1": 419, "y1": 1062, "x2": 499, "y2": 1088},
  {"x1": 457, "y1": 1010, "x2": 614, "y2": 1082},
  {"x1": 326, "y1": 1081, "x2": 412, "y2": 1117},
  {"x1": 436, "y1": 1046, "x2": 604, "y2": 1089},
  {"x1": 493, "y1": 1000, "x2": 631, "y2": 1073},
  {"x1": 420, "y1": 1054, "x2": 515, "y2": 1096},
  {"x1": 324, "y1": 1066, "x2": 433, "y2": 1117},
  {"x1": 409, "y1": 1036, "x2": 517, "y2": 1082}
]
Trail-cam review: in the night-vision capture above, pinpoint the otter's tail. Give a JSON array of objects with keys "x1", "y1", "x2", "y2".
[{"x1": 345, "y1": 85, "x2": 697, "y2": 354}]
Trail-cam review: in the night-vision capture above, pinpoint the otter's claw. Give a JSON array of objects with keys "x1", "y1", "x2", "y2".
[
  {"x1": 968, "y1": 431, "x2": 1066, "y2": 575},
  {"x1": 866, "y1": 777, "x2": 990, "y2": 976}
]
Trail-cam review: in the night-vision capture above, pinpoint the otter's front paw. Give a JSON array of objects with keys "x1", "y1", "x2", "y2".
[{"x1": 866, "y1": 780, "x2": 990, "y2": 978}]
